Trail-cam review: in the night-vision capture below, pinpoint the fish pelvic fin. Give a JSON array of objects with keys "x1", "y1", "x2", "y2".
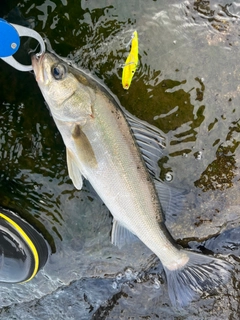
[
  {"x1": 163, "y1": 251, "x2": 232, "y2": 308},
  {"x1": 111, "y1": 219, "x2": 138, "y2": 249},
  {"x1": 66, "y1": 148, "x2": 83, "y2": 190},
  {"x1": 72, "y1": 124, "x2": 97, "y2": 168}
]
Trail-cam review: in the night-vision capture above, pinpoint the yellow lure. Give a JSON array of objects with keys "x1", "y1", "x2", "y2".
[{"x1": 122, "y1": 30, "x2": 138, "y2": 90}]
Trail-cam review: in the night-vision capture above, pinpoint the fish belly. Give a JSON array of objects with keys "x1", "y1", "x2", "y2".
[{"x1": 68, "y1": 95, "x2": 181, "y2": 265}]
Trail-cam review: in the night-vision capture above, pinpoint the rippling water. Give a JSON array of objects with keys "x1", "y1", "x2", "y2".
[{"x1": 1, "y1": 0, "x2": 240, "y2": 319}]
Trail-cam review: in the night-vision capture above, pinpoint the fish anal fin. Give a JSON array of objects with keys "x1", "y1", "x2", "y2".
[
  {"x1": 66, "y1": 148, "x2": 83, "y2": 190},
  {"x1": 72, "y1": 124, "x2": 97, "y2": 168},
  {"x1": 154, "y1": 179, "x2": 187, "y2": 222},
  {"x1": 111, "y1": 219, "x2": 138, "y2": 249}
]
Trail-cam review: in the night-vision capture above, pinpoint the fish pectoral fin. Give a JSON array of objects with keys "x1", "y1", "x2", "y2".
[
  {"x1": 154, "y1": 179, "x2": 187, "y2": 222},
  {"x1": 111, "y1": 219, "x2": 138, "y2": 249},
  {"x1": 66, "y1": 148, "x2": 83, "y2": 190},
  {"x1": 72, "y1": 124, "x2": 97, "y2": 168}
]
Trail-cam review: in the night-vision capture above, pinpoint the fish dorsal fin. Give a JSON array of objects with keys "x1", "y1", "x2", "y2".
[
  {"x1": 154, "y1": 179, "x2": 187, "y2": 221},
  {"x1": 66, "y1": 148, "x2": 83, "y2": 190},
  {"x1": 111, "y1": 219, "x2": 138, "y2": 249},
  {"x1": 124, "y1": 110, "x2": 166, "y2": 178}
]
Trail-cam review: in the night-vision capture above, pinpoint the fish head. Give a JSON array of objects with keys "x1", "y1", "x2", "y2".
[
  {"x1": 31, "y1": 52, "x2": 68, "y2": 100},
  {"x1": 32, "y1": 52, "x2": 94, "y2": 122}
]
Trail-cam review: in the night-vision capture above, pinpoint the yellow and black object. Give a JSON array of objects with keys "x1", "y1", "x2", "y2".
[{"x1": 0, "y1": 207, "x2": 49, "y2": 283}]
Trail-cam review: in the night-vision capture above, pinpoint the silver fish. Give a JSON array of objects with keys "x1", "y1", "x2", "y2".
[{"x1": 32, "y1": 52, "x2": 231, "y2": 307}]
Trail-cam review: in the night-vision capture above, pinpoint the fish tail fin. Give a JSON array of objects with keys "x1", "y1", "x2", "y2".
[{"x1": 163, "y1": 251, "x2": 232, "y2": 308}]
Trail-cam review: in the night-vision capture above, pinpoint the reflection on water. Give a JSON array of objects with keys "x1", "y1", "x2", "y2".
[{"x1": 1, "y1": 0, "x2": 240, "y2": 318}]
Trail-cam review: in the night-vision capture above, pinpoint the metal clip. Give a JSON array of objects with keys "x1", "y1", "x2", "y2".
[{"x1": 0, "y1": 22, "x2": 45, "y2": 71}]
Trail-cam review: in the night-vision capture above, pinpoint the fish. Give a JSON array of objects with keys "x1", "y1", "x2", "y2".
[
  {"x1": 32, "y1": 52, "x2": 232, "y2": 307},
  {"x1": 122, "y1": 30, "x2": 138, "y2": 90}
]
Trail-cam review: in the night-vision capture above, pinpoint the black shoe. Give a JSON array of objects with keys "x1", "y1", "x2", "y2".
[{"x1": 0, "y1": 207, "x2": 49, "y2": 283}]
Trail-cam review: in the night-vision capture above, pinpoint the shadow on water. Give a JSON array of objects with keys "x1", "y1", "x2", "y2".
[{"x1": 1, "y1": 0, "x2": 240, "y2": 319}]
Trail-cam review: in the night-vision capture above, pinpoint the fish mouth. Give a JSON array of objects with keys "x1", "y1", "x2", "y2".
[
  {"x1": 31, "y1": 52, "x2": 45, "y2": 82},
  {"x1": 31, "y1": 52, "x2": 44, "y2": 69}
]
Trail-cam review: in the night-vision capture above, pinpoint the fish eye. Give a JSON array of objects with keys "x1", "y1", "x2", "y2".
[{"x1": 51, "y1": 63, "x2": 67, "y2": 80}]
